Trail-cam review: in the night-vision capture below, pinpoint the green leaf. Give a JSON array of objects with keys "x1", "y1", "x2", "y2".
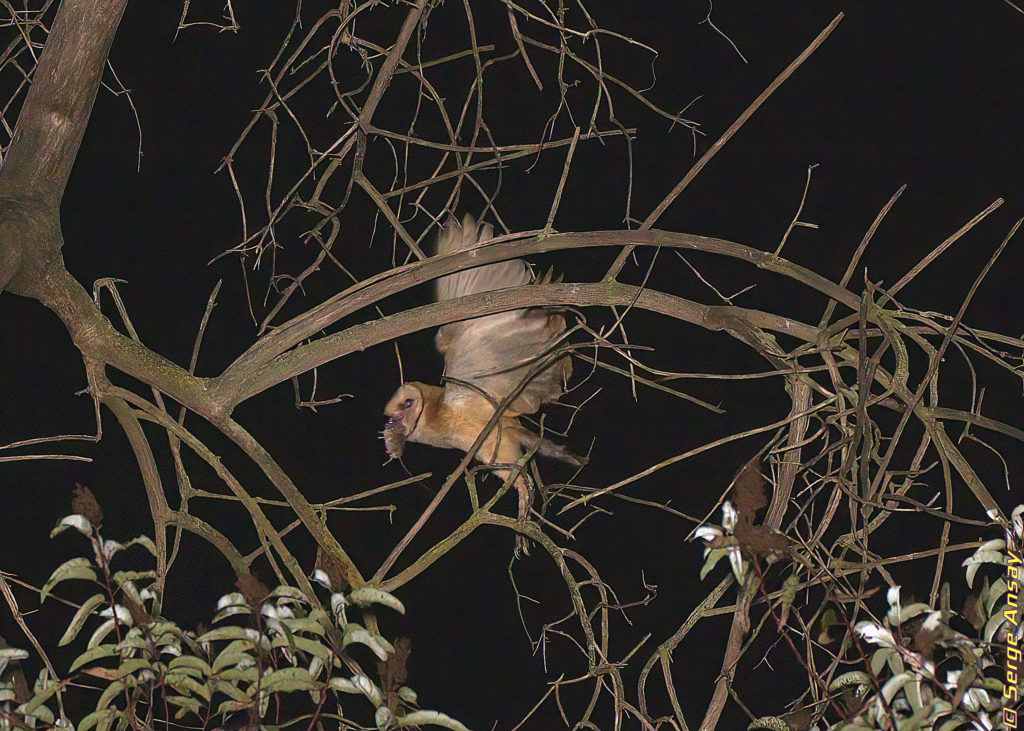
[
  {"x1": 215, "y1": 699, "x2": 253, "y2": 715},
  {"x1": 17, "y1": 678, "x2": 61, "y2": 715},
  {"x1": 198, "y1": 626, "x2": 261, "y2": 645},
  {"x1": 212, "y1": 604, "x2": 253, "y2": 623},
  {"x1": 963, "y1": 548, "x2": 1006, "y2": 588},
  {"x1": 166, "y1": 665, "x2": 205, "y2": 682},
  {"x1": 40, "y1": 557, "x2": 98, "y2": 603},
  {"x1": 279, "y1": 617, "x2": 326, "y2": 636},
  {"x1": 0, "y1": 646, "x2": 29, "y2": 661},
  {"x1": 168, "y1": 655, "x2": 213, "y2": 676},
  {"x1": 50, "y1": 515, "x2": 93, "y2": 539},
  {"x1": 878, "y1": 672, "x2": 913, "y2": 705},
  {"x1": 699, "y1": 547, "x2": 729, "y2": 580},
  {"x1": 150, "y1": 623, "x2": 185, "y2": 652},
  {"x1": 309, "y1": 607, "x2": 333, "y2": 630},
  {"x1": 329, "y1": 674, "x2": 381, "y2": 705},
  {"x1": 269, "y1": 586, "x2": 308, "y2": 602},
  {"x1": 69, "y1": 644, "x2": 117, "y2": 673},
  {"x1": 216, "y1": 666, "x2": 259, "y2": 684},
  {"x1": 165, "y1": 695, "x2": 203, "y2": 716},
  {"x1": 395, "y1": 710, "x2": 471, "y2": 730},
  {"x1": 869, "y1": 647, "x2": 895, "y2": 677},
  {"x1": 347, "y1": 586, "x2": 406, "y2": 615},
  {"x1": 112, "y1": 658, "x2": 153, "y2": 681},
  {"x1": 887, "y1": 602, "x2": 935, "y2": 626},
  {"x1": 343, "y1": 624, "x2": 394, "y2": 661},
  {"x1": 983, "y1": 610, "x2": 1009, "y2": 642},
  {"x1": 212, "y1": 639, "x2": 258, "y2": 672},
  {"x1": 329, "y1": 677, "x2": 362, "y2": 694},
  {"x1": 260, "y1": 667, "x2": 315, "y2": 694},
  {"x1": 166, "y1": 673, "x2": 212, "y2": 702},
  {"x1": 271, "y1": 633, "x2": 332, "y2": 661},
  {"x1": 76, "y1": 709, "x2": 110, "y2": 731},
  {"x1": 59, "y1": 594, "x2": 107, "y2": 647},
  {"x1": 18, "y1": 699, "x2": 55, "y2": 725},
  {"x1": 111, "y1": 571, "x2": 156, "y2": 586},
  {"x1": 126, "y1": 535, "x2": 157, "y2": 556},
  {"x1": 87, "y1": 619, "x2": 119, "y2": 650},
  {"x1": 982, "y1": 577, "x2": 1008, "y2": 616},
  {"x1": 210, "y1": 678, "x2": 253, "y2": 703},
  {"x1": 115, "y1": 629, "x2": 149, "y2": 654},
  {"x1": 212, "y1": 592, "x2": 250, "y2": 623},
  {"x1": 95, "y1": 680, "x2": 124, "y2": 713},
  {"x1": 99, "y1": 540, "x2": 125, "y2": 561},
  {"x1": 97, "y1": 707, "x2": 117, "y2": 731}
]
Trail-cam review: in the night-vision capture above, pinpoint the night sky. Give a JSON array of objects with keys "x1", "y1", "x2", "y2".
[{"x1": 2, "y1": 1, "x2": 1023, "y2": 728}]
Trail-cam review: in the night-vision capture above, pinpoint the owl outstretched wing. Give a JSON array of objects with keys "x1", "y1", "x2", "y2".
[{"x1": 433, "y1": 215, "x2": 570, "y2": 416}]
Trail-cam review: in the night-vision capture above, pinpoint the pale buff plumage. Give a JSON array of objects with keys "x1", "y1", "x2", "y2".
[{"x1": 383, "y1": 215, "x2": 581, "y2": 548}]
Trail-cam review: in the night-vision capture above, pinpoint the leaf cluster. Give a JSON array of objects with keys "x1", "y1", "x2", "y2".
[{"x1": 1, "y1": 506, "x2": 468, "y2": 731}]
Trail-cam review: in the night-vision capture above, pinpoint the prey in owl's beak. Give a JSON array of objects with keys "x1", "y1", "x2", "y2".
[
  {"x1": 382, "y1": 419, "x2": 407, "y2": 460},
  {"x1": 382, "y1": 385, "x2": 422, "y2": 461}
]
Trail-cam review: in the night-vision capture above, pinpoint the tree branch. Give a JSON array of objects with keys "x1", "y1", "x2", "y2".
[
  {"x1": 222, "y1": 281, "x2": 820, "y2": 405},
  {"x1": 217, "y1": 229, "x2": 858, "y2": 402},
  {"x1": 0, "y1": 0, "x2": 127, "y2": 205}
]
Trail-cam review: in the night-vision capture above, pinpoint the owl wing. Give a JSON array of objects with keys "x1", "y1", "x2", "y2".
[{"x1": 434, "y1": 214, "x2": 570, "y2": 416}]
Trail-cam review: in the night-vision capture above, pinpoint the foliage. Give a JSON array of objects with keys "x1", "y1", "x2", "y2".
[
  {"x1": 732, "y1": 507, "x2": 1024, "y2": 730},
  {"x1": 1, "y1": 497, "x2": 467, "y2": 731}
]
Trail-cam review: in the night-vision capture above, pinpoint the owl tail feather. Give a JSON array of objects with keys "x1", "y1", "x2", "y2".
[{"x1": 518, "y1": 430, "x2": 588, "y2": 467}]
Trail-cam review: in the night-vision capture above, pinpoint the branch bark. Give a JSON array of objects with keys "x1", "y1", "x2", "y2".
[
  {"x1": 0, "y1": 0, "x2": 218, "y2": 420},
  {"x1": 0, "y1": 0, "x2": 126, "y2": 294},
  {"x1": 0, "y1": 0, "x2": 126, "y2": 206},
  {"x1": 223, "y1": 280, "x2": 819, "y2": 404},
  {"x1": 216, "y1": 229, "x2": 858, "y2": 405}
]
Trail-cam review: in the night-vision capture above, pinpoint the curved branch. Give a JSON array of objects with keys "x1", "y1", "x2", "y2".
[
  {"x1": 168, "y1": 512, "x2": 249, "y2": 577},
  {"x1": 107, "y1": 385, "x2": 314, "y2": 592},
  {"x1": 220, "y1": 230, "x2": 857, "y2": 392},
  {"x1": 30, "y1": 267, "x2": 220, "y2": 417},
  {"x1": 103, "y1": 394, "x2": 170, "y2": 594},
  {"x1": 222, "y1": 280, "x2": 818, "y2": 405}
]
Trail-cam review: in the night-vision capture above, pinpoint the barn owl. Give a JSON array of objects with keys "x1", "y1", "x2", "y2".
[{"x1": 383, "y1": 214, "x2": 582, "y2": 552}]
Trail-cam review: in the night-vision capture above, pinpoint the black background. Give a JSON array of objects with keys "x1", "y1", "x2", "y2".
[{"x1": 2, "y1": 1, "x2": 1023, "y2": 727}]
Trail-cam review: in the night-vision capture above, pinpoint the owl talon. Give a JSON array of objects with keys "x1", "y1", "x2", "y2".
[
  {"x1": 514, "y1": 532, "x2": 532, "y2": 558},
  {"x1": 512, "y1": 476, "x2": 535, "y2": 558}
]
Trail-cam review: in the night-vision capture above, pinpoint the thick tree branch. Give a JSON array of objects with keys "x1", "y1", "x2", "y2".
[
  {"x1": 0, "y1": 0, "x2": 127, "y2": 205},
  {"x1": 221, "y1": 281, "x2": 820, "y2": 405},
  {"x1": 0, "y1": 0, "x2": 218, "y2": 417},
  {"x1": 0, "y1": 0, "x2": 221, "y2": 418},
  {"x1": 33, "y1": 266, "x2": 221, "y2": 417},
  {"x1": 217, "y1": 229, "x2": 858, "y2": 400}
]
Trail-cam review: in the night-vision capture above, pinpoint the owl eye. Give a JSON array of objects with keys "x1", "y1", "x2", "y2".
[{"x1": 402, "y1": 398, "x2": 414, "y2": 408}]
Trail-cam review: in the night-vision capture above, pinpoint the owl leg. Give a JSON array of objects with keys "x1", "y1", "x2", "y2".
[
  {"x1": 490, "y1": 465, "x2": 534, "y2": 556},
  {"x1": 480, "y1": 432, "x2": 537, "y2": 556},
  {"x1": 513, "y1": 474, "x2": 534, "y2": 557}
]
